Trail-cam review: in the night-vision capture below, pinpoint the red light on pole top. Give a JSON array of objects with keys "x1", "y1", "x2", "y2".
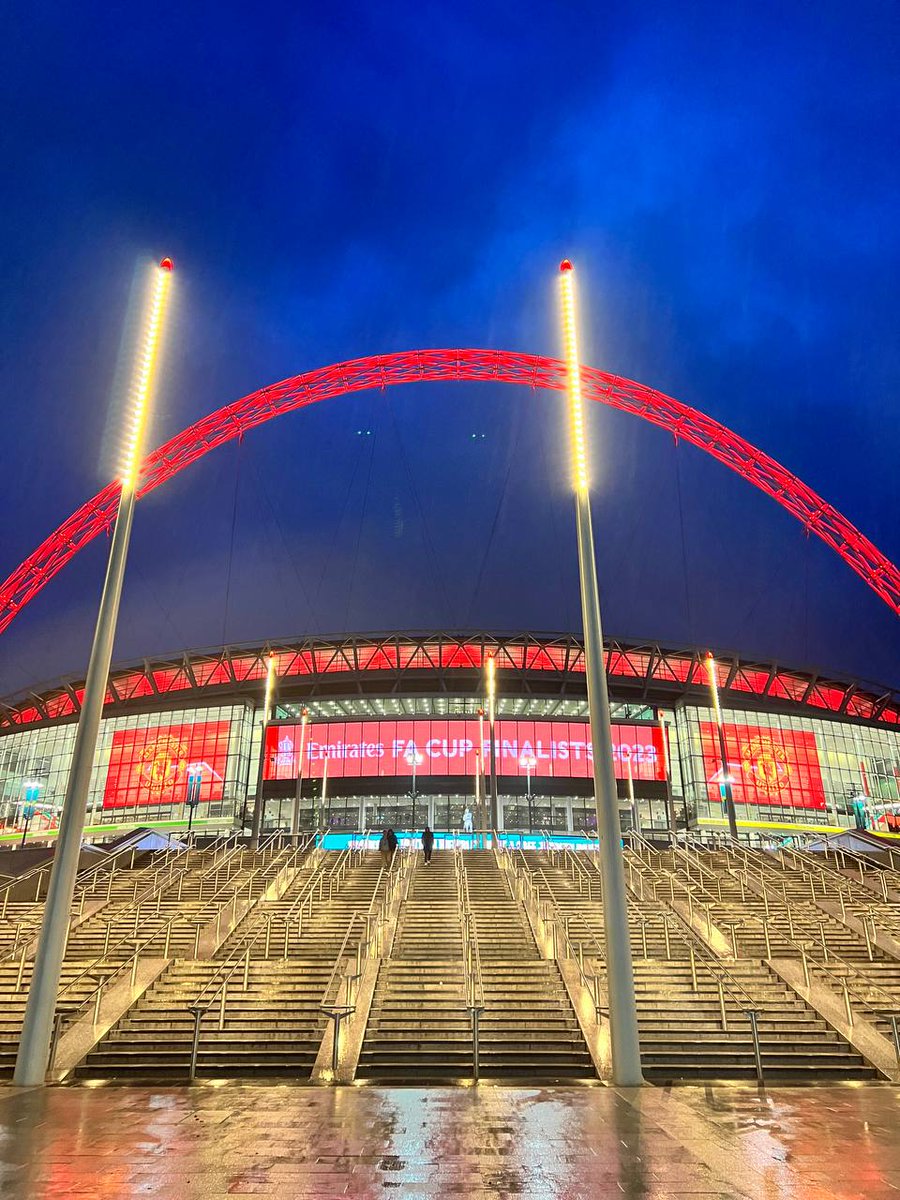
[
  {"x1": 559, "y1": 259, "x2": 573, "y2": 272},
  {"x1": 159, "y1": 257, "x2": 174, "y2": 271}
]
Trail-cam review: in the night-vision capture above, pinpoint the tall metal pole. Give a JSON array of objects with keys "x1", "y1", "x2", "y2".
[
  {"x1": 559, "y1": 259, "x2": 643, "y2": 1086},
  {"x1": 705, "y1": 653, "x2": 739, "y2": 840},
  {"x1": 477, "y1": 708, "x2": 488, "y2": 842},
  {"x1": 520, "y1": 754, "x2": 536, "y2": 833},
  {"x1": 14, "y1": 257, "x2": 174, "y2": 1088},
  {"x1": 486, "y1": 656, "x2": 499, "y2": 835},
  {"x1": 250, "y1": 654, "x2": 277, "y2": 849},
  {"x1": 626, "y1": 756, "x2": 639, "y2": 834},
  {"x1": 319, "y1": 757, "x2": 328, "y2": 830},
  {"x1": 290, "y1": 708, "x2": 309, "y2": 843},
  {"x1": 659, "y1": 717, "x2": 678, "y2": 836}
]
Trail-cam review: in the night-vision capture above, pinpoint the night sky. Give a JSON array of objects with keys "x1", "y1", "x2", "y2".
[{"x1": 2, "y1": 2, "x2": 899, "y2": 701}]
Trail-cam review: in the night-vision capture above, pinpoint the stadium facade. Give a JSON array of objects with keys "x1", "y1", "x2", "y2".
[{"x1": 1, "y1": 632, "x2": 899, "y2": 841}]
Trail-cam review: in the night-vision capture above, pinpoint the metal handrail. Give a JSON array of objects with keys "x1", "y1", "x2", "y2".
[
  {"x1": 618, "y1": 845, "x2": 765, "y2": 1079},
  {"x1": 564, "y1": 842, "x2": 756, "y2": 1006},
  {"x1": 184, "y1": 832, "x2": 356, "y2": 1077},
  {"x1": 454, "y1": 845, "x2": 485, "y2": 1080},
  {"x1": 782, "y1": 841, "x2": 900, "y2": 903},
  {"x1": 499, "y1": 843, "x2": 606, "y2": 1023},
  {"x1": 317, "y1": 852, "x2": 411, "y2": 1076},
  {"x1": 726, "y1": 905, "x2": 900, "y2": 1066},
  {"x1": 187, "y1": 832, "x2": 324, "y2": 1015},
  {"x1": 48, "y1": 833, "x2": 313, "y2": 1042}
]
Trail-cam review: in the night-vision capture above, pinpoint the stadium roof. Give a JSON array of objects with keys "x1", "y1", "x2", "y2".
[{"x1": 2, "y1": 632, "x2": 899, "y2": 734}]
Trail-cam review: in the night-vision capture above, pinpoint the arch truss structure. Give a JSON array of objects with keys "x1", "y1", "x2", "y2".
[{"x1": 1, "y1": 349, "x2": 898, "y2": 641}]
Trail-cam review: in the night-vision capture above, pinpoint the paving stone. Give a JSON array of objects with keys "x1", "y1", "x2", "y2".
[{"x1": 0, "y1": 1083, "x2": 898, "y2": 1198}]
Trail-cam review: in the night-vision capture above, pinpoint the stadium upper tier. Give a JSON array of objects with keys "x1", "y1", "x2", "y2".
[{"x1": 2, "y1": 631, "x2": 899, "y2": 731}]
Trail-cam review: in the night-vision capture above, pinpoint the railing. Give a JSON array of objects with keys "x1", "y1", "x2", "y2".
[
  {"x1": 725, "y1": 906, "x2": 900, "y2": 1072},
  {"x1": 184, "y1": 831, "x2": 328, "y2": 1077},
  {"x1": 621, "y1": 847, "x2": 765, "y2": 1083},
  {"x1": 43, "y1": 833, "x2": 317, "y2": 1075},
  {"x1": 783, "y1": 841, "x2": 900, "y2": 905},
  {"x1": 319, "y1": 850, "x2": 411, "y2": 1077},
  {"x1": 498, "y1": 843, "x2": 607, "y2": 1030},
  {"x1": 454, "y1": 847, "x2": 485, "y2": 1080}
]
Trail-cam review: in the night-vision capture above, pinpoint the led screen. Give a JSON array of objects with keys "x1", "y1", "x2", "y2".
[
  {"x1": 699, "y1": 721, "x2": 826, "y2": 810},
  {"x1": 103, "y1": 720, "x2": 231, "y2": 809},
  {"x1": 264, "y1": 719, "x2": 666, "y2": 782}
]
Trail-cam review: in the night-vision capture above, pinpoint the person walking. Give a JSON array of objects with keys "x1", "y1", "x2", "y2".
[
  {"x1": 379, "y1": 827, "x2": 398, "y2": 869},
  {"x1": 421, "y1": 824, "x2": 434, "y2": 866}
]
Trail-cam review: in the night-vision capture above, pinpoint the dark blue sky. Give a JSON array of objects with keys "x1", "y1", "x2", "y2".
[{"x1": 2, "y1": 1, "x2": 899, "y2": 699}]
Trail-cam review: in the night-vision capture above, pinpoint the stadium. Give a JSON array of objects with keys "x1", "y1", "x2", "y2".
[{"x1": 1, "y1": 629, "x2": 899, "y2": 845}]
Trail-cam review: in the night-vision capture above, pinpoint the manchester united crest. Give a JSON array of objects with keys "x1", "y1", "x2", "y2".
[
  {"x1": 740, "y1": 734, "x2": 790, "y2": 794},
  {"x1": 138, "y1": 734, "x2": 189, "y2": 794}
]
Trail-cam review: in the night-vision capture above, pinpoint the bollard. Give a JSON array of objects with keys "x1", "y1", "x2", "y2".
[
  {"x1": 188, "y1": 1007, "x2": 203, "y2": 1080},
  {"x1": 16, "y1": 944, "x2": 27, "y2": 992},
  {"x1": 747, "y1": 1010, "x2": 764, "y2": 1085},
  {"x1": 47, "y1": 1010, "x2": 66, "y2": 1077},
  {"x1": 890, "y1": 1016, "x2": 900, "y2": 1071}
]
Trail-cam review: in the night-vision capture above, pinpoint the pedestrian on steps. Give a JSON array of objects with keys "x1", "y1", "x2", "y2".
[
  {"x1": 421, "y1": 825, "x2": 434, "y2": 866},
  {"x1": 379, "y1": 827, "x2": 398, "y2": 870}
]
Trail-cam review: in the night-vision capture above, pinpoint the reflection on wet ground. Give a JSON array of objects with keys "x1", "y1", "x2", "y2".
[{"x1": 0, "y1": 1082, "x2": 898, "y2": 1198}]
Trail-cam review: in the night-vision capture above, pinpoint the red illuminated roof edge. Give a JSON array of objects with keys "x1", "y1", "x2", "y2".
[{"x1": 1, "y1": 632, "x2": 898, "y2": 734}]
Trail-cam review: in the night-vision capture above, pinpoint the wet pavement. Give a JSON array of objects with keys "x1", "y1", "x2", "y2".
[{"x1": 0, "y1": 1082, "x2": 898, "y2": 1198}]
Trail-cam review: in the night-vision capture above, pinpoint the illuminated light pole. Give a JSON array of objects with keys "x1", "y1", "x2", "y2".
[
  {"x1": 705, "y1": 653, "x2": 738, "y2": 840},
  {"x1": 14, "y1": 258, "x2": 174, "y2": 1088},
  {"x1": 558, "y1": 259, "x2": 643, "y2": 1087},
  {"x1": 659, "y1": 716, "x2": 679, "y2": 836},
  {"x1": 20, "y1": 781, "x2": 42, "y2": 849},
  {"x1": 625, "y1": 756, "x2": 639, "y2": 835},
  {"x1": 319, "y1": 756, "x2": 329, "y2": 830},
  {"x1": 477, "y1": 707, "x2": 488, "y2": 842},
  {"x1": 520, "y1": 753, "x2": 537, "y2": 833},
  {"x1": 485, "y1": 656, "x2": 499, "y2": 836},
  {"x1": 250, "y1": 654, "x2": 277, "y2": 849},
  {"x1": 405, "y1": 746, "x2": 424, "y2": 824},
  {"x1": 290, "y1": 707, "x2": 309, "y2": 843}
]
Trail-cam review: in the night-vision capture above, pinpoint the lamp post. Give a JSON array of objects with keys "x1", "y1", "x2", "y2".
[
  {"x1": 477, "y1": 707, "x2": 487, "y2": 842},
  {"x1": 291, "y1": 708, "x2": 309, "y2": 843},
  {"x1": 20, "y1": 781, "x2": 42, "y2": 849},
  {"x1": 558, "y1": 259, "x2": 643, "y2": 1086},
  {"x1": 405, "y1": 746, "x2": 424, "y2": 825},
  {"x1": 658, "y1": 716, "x2": 679, "y2": 837},
  {"x1": 625, "y1": 756, "x2": 639, "y2": 835},
  {"x1": 185, "y1": 767, "x2": 202, "y2": 836},
  {"x1": 250, "y1": 654, "x2": 277, "y2": 849},
  {"x1": 705, "y1": 653, "x2": 738, "y2": 840},
  {"x1": 14, "y1": 257, "x2": 174, "y2": 1088},
  {"x1": 485, "y1": 656, "x2": 499, "y2": 836},
  {"x1": 519, "y1": 753, "x2": 536, "y2": 832},
  {"x1": 319, "y1": 756, "x2": 329, "y2": 830}
]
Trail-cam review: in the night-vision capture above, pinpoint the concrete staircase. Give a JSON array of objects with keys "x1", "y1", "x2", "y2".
[
  {"x1": 358, "y1": 849, "x2": 593, "y2": 1081},
  {"x1": 529, "y1": 847, "x2": 880, "y2": 1083},
  {"x1": 77, "y1": 851, "x2": 385, "y2": 1081}
]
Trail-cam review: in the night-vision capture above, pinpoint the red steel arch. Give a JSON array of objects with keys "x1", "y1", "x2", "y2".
[{"x1": 1, "y1": 348, "x2": 898, "y2": 636}]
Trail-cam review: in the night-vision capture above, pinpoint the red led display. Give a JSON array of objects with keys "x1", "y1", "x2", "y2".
[
  {"x1": 263, "y1": 719, "x2": 666, "y2": 782},
  {"x1": 103, "y1": 720, "x2": 231, "y2": 809},
  {"x1": 699, "y1": 721, "x2": 826, "y2": 810}
]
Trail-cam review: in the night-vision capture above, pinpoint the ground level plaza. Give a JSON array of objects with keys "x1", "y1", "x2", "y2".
[{"x1": 1, "y1": 1082, "x2": 899, "y2": 1198}]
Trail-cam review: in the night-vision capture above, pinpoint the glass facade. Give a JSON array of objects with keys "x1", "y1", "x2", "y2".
[
  {"x1": 1, "y1": 689, "x2": 899, "y2": 837},
  {"x1": 677, "y1": 704, "x2": 900, "y2": 830},
  {"x1": 0, "y1": 704, "x2": 252, "y2": 833}
]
